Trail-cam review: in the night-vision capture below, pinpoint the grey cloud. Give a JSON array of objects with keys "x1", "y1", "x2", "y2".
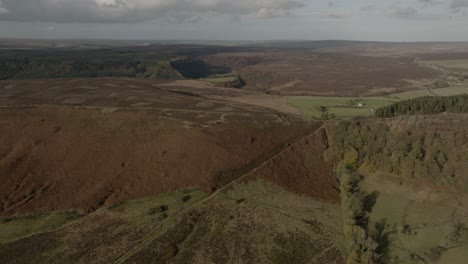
[
  {"x1": 257, "y1": 8, "x2": 292, "y2": 18},
  {"x1": 393, "y1": 7, "x2": 418, "y2": 19},
  {"x1": 393, "y1": 6, "x2": 441, "y2": 20},
  {"x1": 0, "y1": 0, "x2": 305, "y2": 23},
  {"x1": 451, "y1": 0, "x2": 468, "y2": 8},
  {"x1": 324, "y1": 13, "x2": 349, "y2": 20},
  {"x1": 360, "y1": 5, "x2": 378, "y2": 12},
  {"x1": 418, "y1": 0, "x2": 446, "y2": 8},
  {"x1": 0, "y1": 0, "x2": 8, "y2": 14}
]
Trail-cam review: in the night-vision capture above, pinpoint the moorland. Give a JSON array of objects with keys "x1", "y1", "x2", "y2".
[{"x1": 1, "y1": 39, "x2": 468, "y2": 263}]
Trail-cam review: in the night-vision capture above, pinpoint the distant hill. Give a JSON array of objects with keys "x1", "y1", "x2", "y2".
[{"x1": 0, "y1": 49, "x2": 230, "y2": 80}]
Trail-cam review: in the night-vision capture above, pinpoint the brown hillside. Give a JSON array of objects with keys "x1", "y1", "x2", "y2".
[
  {"x1": 0, "y1": 105, "x2": 318, "y2": 216},
  {"x1": 246, "y1": 128, "x2": 340, "y2": 203},
  {"x1": 204, "y1": 52, "x2": 438, "y2": 96}
]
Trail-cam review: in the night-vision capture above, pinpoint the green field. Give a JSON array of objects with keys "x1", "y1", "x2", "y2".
[
  {"x1": 286, "y1": 86, "x2": 468, "y2": 119},
  {"x1": 0, "y1": 189, "x2": 206, "y2": 244},
  {"x1": 360, "y1": 173, "x2": 468, "y2": 264},
  {"x1": 426, "y1": 59, "x2": 468, "y2": 70},
  {"x1": 0, "y1": 211, "x2": 82, "y2": 244},
  {"x1": 286, "y1": 96, "x2": 397, "y2": 118},
  {"x1": 431, "y1": 86, "x2": 468, "y2": 96}
]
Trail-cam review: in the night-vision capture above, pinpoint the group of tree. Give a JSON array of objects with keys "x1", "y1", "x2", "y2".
[
  {"x1": 0, "y1": 58, "x2": 182, "y2": 80},
  {"x1": 375, "y1": 94, "x2": 468, "y2": 118},
  {"x1": 170, "y1": 57, "x2": 230, "y2": 79},
  {"x1": 339, "y1": 165, "x2": 388, "y2": 264},
  {"x1": 324, "y1": 118, "x2": 468, "y2": 189},
  {"x1": 319, "y1": 106, "x2": 336, "y2": 120}
]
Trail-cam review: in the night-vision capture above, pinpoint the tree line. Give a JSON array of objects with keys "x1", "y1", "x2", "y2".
[
  {"x1": 0, "y1": 59, "x2": 181, "y2": 80},
  {"x1": 375, "y1": 94, "x2": 468, "y2": 118}
]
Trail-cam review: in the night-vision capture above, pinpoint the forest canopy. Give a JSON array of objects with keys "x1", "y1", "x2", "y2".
[{"x1": 375, "y1": 94, "x2": 468, "y2": 118}]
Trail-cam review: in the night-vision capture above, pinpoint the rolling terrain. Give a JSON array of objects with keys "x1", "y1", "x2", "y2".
[
  {"x1": 204, "y1": 52, "x2": 438, "y2": 96},
  {"x1": 1, "y1": 40, "x2": 468, "y2": 263},
  {"x1": 0, "y1": 78, "x2": 343, "y2": 263}
]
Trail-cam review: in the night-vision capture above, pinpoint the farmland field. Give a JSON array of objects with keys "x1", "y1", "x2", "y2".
[
  {"x1": 425, "y1": 59, "x2": 468, "y2": 73},
  {"x1": 286, "y1": 86, "x2": 468, "y2": 118},
  {"x1": 286, "y1": 96, "x2": 396, "y2": 118},
  {"x1": 361, "y1": 173, "x2": 468, "y2": 264}
]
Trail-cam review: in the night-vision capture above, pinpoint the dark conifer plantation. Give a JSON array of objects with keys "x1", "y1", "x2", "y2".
[{"x1": 375, "y1": 94, "x2": 468, "y2": 117}]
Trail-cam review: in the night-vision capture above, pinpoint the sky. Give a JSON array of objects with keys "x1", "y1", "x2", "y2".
[{"x1": 0, "y1": 0, "x2": 468, "y2": 41}]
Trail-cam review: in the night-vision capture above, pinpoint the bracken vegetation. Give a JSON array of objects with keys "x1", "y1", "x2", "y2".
[{"x1": 375, "y1": 94, "x2": 468, "y2": 117}]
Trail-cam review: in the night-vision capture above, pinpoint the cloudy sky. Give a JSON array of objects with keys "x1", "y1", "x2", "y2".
[{"x1": 0, "y1": 0, "x2": 468, "y2": 41}]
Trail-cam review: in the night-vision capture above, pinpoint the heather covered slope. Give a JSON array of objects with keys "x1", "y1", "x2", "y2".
[
  {"x1": 0, "y1": 105, "x2": 316, "y2": 216},
  {"x1": 0, "y1": 113, "x2": 344, "y2": 264},
  {"x1": 2, "y1": 111, "x2": 468, "y2": 263},
  {"x1": 3, "y1": 41, "x2": 468, "y2": 263}
]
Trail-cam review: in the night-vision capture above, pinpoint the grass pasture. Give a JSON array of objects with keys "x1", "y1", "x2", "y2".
[
  {"x1": 426, "y1": 59, "x2": 468, "y2": 72},
  {"x1": 360, "y1": 173, "x2": 468, "y2": 264},
  {"x1": 431, "y1": 86, "x2": 468, "y2": 96},
  {"x1": 286, "y1": 96, "x2": 396, "y2": 118},
  {"x1": 286, "y1": 86, "x2": 468, "y2": 119},
  {"x1": 0, "y1": 211, "x2": 82, "y2": 244}
]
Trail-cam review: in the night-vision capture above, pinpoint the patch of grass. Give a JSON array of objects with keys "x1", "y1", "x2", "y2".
[
  {"x1": 287, "y1": 86, "x2": 468, "y2": 119},
  {"x1": 388, "y1": 89, "x2": 433, "y2": 100},
  {"x1": 272, "y1": 232, "x2": 320, "y2": 264},
  {"x1": 201, "y1": 76, "x2": 237, "y2": 83},
  {"x1": 286, "y1": 96, "x2": 396, "y2": 118},
  {"x1": 0, "y1": 210, "x2": 82, "y2": 244},
  {"x1": 426, "y1": 60, "x2": 468, "y2": 70},
  {"x1": 356, "y1": 171, "x2": 468, "y2": 264},
  {"x1": 0, "y1": 180, "x2": 345, "y2": 263},
  {"x1": 108, "y1": 189, "x2": 205, "y2": 216},
  {"x1": 146, "y1": 205, "x2": 169, "y2": 216},
  {"x1": 432, "y1": 86, "x2": 468, "y2": 96}
]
